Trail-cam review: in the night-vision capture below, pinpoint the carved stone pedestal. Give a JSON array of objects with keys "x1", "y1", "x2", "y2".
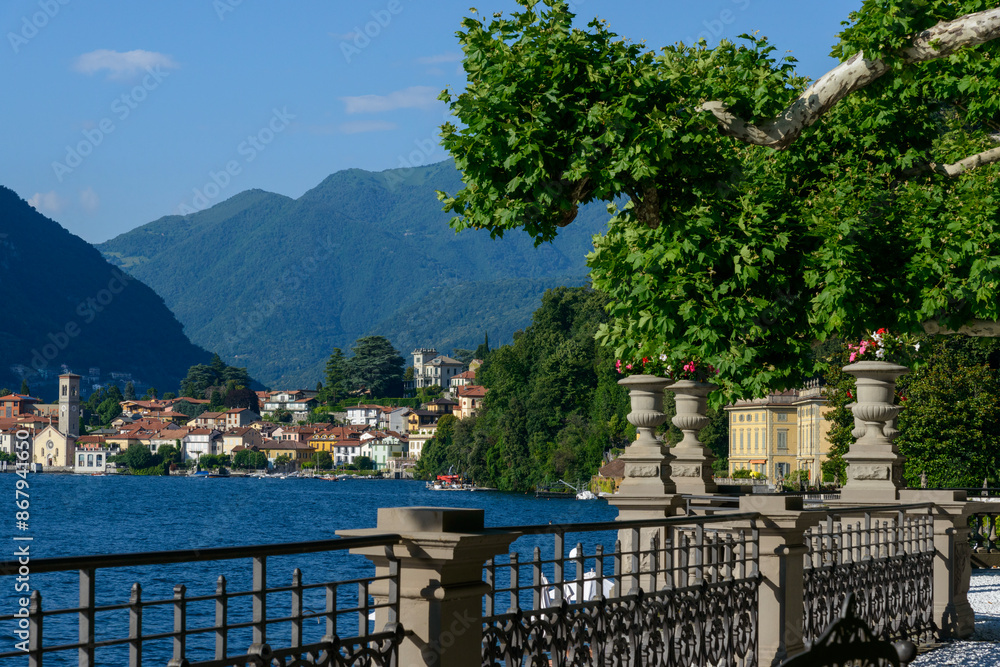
[
  {"x1": 840, "y1": 361, "x2": 909, "y2": 503},
  {"x1": 608, "y1": 375, "x2": 683, "y2": 554},
  {"x1": 667, "y1": 379, "x2": 718, "y2": 495}
]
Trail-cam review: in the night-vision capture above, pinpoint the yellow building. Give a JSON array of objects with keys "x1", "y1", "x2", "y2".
[
  {"x1": 259, "y1": 439, "x2": 315, "y2": 463},
  {"x1": 724, "y1": 381, "x2": 832, "y2": 482}
]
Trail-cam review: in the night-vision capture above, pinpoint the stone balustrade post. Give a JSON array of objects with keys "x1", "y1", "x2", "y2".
[
  {"x1": 666, "y1": 380, "x2": 719, "y2": 495},
  {"x1": 738, "y1": 495, "x2": 810, "y2": 666},
  {"x1": 898, "y1": 490, "x2": 981, "y2": 639},
  {"x1": 608, "y1": 375, "x2": 684, "y2": 557},
  {"x1": 339, "y1": 507, "x2": 518, "y2": 667}
]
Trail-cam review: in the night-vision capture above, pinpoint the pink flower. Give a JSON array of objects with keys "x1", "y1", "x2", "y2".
[
  {"x1": 849, "y1": 352, "x2": 857, "y2": 362},
  {"x1": 683, "y1": 362, "x2": 696, "y2": 373},
  {"x1": 626, "y1": 364, "x2": 632, "y2": 370}
]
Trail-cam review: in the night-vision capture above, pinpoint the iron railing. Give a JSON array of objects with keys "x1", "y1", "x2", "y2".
[
  {"x1": 482, "y1": 513, "x2": 761, "y2": 667},
  {"x1": 801, "y1": 503, "x2": 936, "y2": 646},
  {"x1": 0, "y1": 535, "x2": 404, "y2": 667}
]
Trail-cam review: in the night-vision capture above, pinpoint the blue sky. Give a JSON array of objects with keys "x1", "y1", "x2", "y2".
[{"x1": 2, "y1": 0, "x2": 859, "y2": 243}]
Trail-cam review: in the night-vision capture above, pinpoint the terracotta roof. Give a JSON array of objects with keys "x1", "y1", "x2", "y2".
[
  {"x1": 0, "y1": 394, "x2": 40, "y2": 403},
  {"x1": 455, "y1": 370, "x2": 476, "y2": 380},
  {"x1": 260, "y1": 440, "x2": 315, "y2": 451},
  {"x1": 457, "y1": 385, "x2": 488, "y2": 398},
  {"x1": 599, "y1": 458, "x2": 625, "y2": 478},
  {"x1": 187, "y1": 428, "x2": 218, "y2": 436}
]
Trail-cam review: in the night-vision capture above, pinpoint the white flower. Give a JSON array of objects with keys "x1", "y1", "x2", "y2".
[
  {"x1": 659, "y1": 354, "x2": 668, "y2": 362},
  {"x1": 876, "y1": 348, "x2": 885, "y2": 359},
  {"x1": 914, "y1": 343, "x2": 920, "y2": 352}
]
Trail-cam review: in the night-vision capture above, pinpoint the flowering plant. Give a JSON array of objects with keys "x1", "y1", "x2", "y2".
[
  {"x1": 847, "y1": 328, "x2": 920, "y2": 365},
  {"x1": 615, "y1": 354, "x2": 716, "y2": 382}
]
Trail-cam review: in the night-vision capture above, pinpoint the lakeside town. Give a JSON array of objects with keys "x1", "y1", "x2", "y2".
[{"x1": 2, "y1": 343, "x2": 841, "y2": 487}]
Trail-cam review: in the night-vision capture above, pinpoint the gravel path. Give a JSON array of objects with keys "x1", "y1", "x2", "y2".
[{"x1": 913, "y1": 570, "x2": 1000, "y2": 666}]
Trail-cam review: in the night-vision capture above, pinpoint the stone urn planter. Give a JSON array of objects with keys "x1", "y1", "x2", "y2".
[
  {"x1": 840, "y1": 360, "x2": 909, "y2": 502},
  {"x1": 612, "y1": 375, "x2": 675, "y2": 497},
  {"x1": 666, "y1": 380, "x2": 718, "y2": 494}
]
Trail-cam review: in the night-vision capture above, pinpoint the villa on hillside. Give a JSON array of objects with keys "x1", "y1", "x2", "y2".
[
  {"x1": 262, "y1": 390, "x2": 318, "y2": 422},
  {"x1": 405, "y1": 348, "x2": 464, "y2": 392}
]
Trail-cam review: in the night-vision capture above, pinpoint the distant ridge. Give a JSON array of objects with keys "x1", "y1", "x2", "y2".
[
  {"x1": 99, "y1": 159, "x2": 609, "y2": 388},
  {"x1": 0, "y1": 186, "x2": 213, "y2": 399}
]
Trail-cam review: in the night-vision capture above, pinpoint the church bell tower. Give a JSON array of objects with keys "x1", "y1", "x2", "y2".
[{"x1": 58, "y1": 373, "x2": 81, "y2": 437}]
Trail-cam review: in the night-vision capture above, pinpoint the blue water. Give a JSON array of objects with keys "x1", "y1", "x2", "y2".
[{"x1": 0, "y1": 475, "x2": 619, "y2": 665}]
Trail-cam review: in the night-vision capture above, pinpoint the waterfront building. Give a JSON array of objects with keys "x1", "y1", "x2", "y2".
[
  {"x1": 308, "y1": 426, "x2": 365, "y2": 455},
  {"x1": 29, "y1": 374, "x2": 80, "y2": 469},
  {"x1": 359, "y1": 431, "x2": 406, "y2": 470},
  {"x1": 74, "y1": 436, "x2": 111, "y2": 473},
  {"x1": 221, "y1": 426, "x2": 263, "y2": 455},
  {"x1": 406, "y1": 426, "x2": 435, "y2": 461},
  {"x1": 724, "y1": 380, "x2": 832, "y2": 482},
  {"x1": 259, "y1": 439, "x2": 315, "y2": 467},
  {"x1": 183, "y1": 428, "x2": 223, "y2": 462},
  {"x1": 331, "y1": 438, "x2": 363, "y2": 466}
]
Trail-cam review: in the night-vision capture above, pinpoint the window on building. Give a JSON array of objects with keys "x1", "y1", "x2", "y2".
[
  {"x1": 739, "y1": 431, "x2": 743, "y2": 452},
  {"x1": 754, "y1": 430, "x2": 759, "y2": 452},
  {"x1": 777, "y1": 430, "x2": 788, "y2": 451},
  {"x1": 776, "y1": 413, "x2": 788, "y2": 422},
  {"x1": 78, "y1": 454, "x2": 85, "y2": 466}
]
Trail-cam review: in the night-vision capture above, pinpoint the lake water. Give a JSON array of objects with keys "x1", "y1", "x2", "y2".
[{"x1": 1, "y1": 474, "x2": 619, "y2": 665}]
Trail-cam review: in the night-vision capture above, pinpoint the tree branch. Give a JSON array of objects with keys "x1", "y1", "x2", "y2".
[{"x1": 699, "y1": 7, "x2": 1000, "y2": 150}]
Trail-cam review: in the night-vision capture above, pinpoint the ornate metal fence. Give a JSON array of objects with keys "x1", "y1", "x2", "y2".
[
  {"x1": 969, "y1": 507, "x2": 1000, "y2": 568},
  {"x1": 0, "y1": 535, "x2": 404, "y2": 667},
  {"x1": 802, "y1": 504, "x2": 935, "y2": 647},
  {"x1": 481, "y1": 513, "x2": 761, "y2": 667}
]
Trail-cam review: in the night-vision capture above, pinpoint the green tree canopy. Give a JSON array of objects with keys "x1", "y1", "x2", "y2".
[
  {"x1": 224, "y1": 387, "x2": 260, "y2": 413},
  {"x1": 123, "y1": 443, "x2": 153, "y2": 470},
  {"x1": 439, "y1": 0, "x2": 1000, "y2": 401},
  {"x1": 313, "y1": 451, "x2": 333, "y2": 469},
  {"x1": 320, "y1": 348, "x2": 348, "y2": 405},
  {"x1": 346, "y1": 336, "x2": 405, "y2": 398}
]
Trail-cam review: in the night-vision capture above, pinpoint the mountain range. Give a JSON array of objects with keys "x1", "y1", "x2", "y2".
[
  {"x1": 0, "y1": 186, "x2": 212, "y2": 400},
  {"x1": 98, "y1": 160, "x2": 609, "y2": 388}
]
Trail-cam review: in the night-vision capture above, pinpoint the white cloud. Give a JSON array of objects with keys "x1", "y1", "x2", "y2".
[
  {"x1": 417, "y1": 53, "x2": 462, "y2": 65},
  {"x1": 79, "y1": 188, "x2": 100, "y2": 213},
  {"x1": 73, "y1": 49, "x2": 178, "y2": 80},
  {"x1": 339, "y1": 120, "x2": 398, "y2": 134},
  {"x1": 27, "y1": 191, "x2": 64, "y2": 215},
  {"x1": 341, "y1": 86, "x2": 441, "y2": 114}
]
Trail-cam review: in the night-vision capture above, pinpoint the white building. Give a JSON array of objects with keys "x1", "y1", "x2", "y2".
[
  {"x1": 346, "y1": 404, "x2": 385, "y2": 427},
  {"x1": 333, "y1": 440, "x2": 363, "y2": 466},
  {"x1": 183, "y1": 429, "x2": 222, "y2": 462},
  {"x1": 408, "y1": 349, "x2": 465, "y2": 390},
  {"x1": 74, "y1": 449, "x2": 109, "y2": 473},
  {"x1": 262, "y1": 391, "x2": 318, "y2": 422}
]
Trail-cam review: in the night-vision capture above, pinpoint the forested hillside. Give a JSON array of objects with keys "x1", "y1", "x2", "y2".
[
  {"x1": 99, "y1": 160, "x2": 608, "y2": 387},
  {"x1": 0, "y1": 186, "x2": 212, "y2": 398}
]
